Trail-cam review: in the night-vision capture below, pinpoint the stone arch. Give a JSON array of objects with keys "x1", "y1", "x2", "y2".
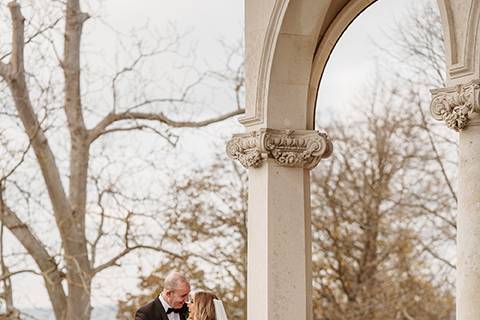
[
  {"x1": 308, "y1": 0, "x2": 376, "y2": 123},
  {"x1": 436, "y1": 0, "x2": 480, "y2": 83},
  {"x1": 241, "y1": 0, "x2": 376, "y2": 130}
]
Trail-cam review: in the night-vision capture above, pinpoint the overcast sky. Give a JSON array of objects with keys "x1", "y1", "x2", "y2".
[
  {"x1": 8, "y1": 0, "x2": 434, "y2": 312},
  {"x1": 316, "y1": 0, "x2": 432, "y2": 122}
]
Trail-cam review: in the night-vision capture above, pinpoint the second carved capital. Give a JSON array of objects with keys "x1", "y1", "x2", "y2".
[{"x1": 430, "y1": 79, "x2": 480, "y2": 131}]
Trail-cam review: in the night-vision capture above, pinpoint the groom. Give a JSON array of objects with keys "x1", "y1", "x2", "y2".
[{"x1": 135, "y1": 271, "x2": 190, "y2": 320}]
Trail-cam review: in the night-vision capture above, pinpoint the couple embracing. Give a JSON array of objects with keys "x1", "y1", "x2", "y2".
[{"x1": 135, "y1": 271, "x2": 229, "y2": 320}]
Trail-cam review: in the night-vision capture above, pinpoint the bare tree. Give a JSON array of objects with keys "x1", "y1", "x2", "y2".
[
  {"x1": 378, "y1": 0, "x2": 456, "y2": 274},
  {"x1": 0, "y1": 1, "x2": 244, "y2": 319},
  {"x1": 311, "y1": 80, "x2": 454, "y2": 319}
]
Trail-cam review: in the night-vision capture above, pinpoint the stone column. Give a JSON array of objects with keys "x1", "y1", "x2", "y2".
[
  {"x1": 227, "y1": 128, "x2": 332, "y2": 320},
  {"x1": 431, "y1": 80, "x2": 480, "y2": 320}
]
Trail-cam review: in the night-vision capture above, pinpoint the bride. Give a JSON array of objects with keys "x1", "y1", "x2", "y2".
[{"x1": 187, "y1": 291, "x2": 229, "y2": 320}]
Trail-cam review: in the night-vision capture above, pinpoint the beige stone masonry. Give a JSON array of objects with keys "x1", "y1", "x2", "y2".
[
  {"x1": 226, "y1": 128, "x2": 333, "y2": 169},
  {"x1": 431, "y1": 79, "x2": 480, "y2": 131}
]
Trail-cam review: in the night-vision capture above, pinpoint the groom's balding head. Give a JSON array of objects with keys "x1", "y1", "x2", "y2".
[
  {"x1": 164, "y1": 271, "x2": 189, "y2": 290},
  {"x1": 162, "y1": 271, "x2": 190, "y2": 308}
]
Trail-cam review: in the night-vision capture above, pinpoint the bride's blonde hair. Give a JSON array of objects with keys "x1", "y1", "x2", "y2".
[{"x1": 192, "y1": 291, "x2": 218, "y2": 320}]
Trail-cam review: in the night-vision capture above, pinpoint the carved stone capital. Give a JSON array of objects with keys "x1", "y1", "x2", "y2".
[
  {"x1": 430, "y1": 79, "x2": 480, "y2": 131},
  {"x1": 226, "y1": 128, "x2": 333, "y2": 169}
]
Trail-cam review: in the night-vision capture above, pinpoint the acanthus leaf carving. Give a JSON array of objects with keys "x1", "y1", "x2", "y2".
[
  {"x1": 430, "y1": 79, "x2": 480, "y2": 131},
  {"x1": 226, "y1": 132, "x2": 266, "y2": 168},
  {"x1": 226, "y1": 129, "x2": 333, "y2": 169}
]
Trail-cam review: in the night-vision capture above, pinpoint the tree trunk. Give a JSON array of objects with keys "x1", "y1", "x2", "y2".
[
  {"x1": 63, "y1": 1, "x2": 92, "y2": 319},
  {"x1": 65, "y1": 276, "x2": 92, "y2": 320}
]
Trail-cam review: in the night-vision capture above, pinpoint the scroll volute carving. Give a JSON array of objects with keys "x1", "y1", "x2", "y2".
[{"x1": 430, "y1": 80, "x2": 480, "y2": 131}]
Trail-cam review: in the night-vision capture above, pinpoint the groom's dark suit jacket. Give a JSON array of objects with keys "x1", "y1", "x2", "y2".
[{"x1": 135, "y1": 297, "x2": 188, "y2": 320}]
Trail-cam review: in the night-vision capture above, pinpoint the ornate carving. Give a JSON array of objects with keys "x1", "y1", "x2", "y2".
[
  {"x1": 430, "y1": 79, "x2": 480, "y2": 131},
  {"x1": 226, "y1": 132, "x2": 265, "y2": 168},
  {"x1": 226, "y1": 129, "x2": 332, "y2": 169}
]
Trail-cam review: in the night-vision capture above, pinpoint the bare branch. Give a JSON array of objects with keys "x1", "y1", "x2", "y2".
[
  {"x1": 9, "y1": 1, "x2": 25, "y2": 75},
  {"x1": 0, "y1": 16, "x2": 63, "y2": 62},
  {"x1": 418, "y1": 238, "x2": 456, "y2": 270},
  {"x1": 111, "y1": 40, "x2": 181, "y2": 112},
  {"x1": 0, "y1": 62, "x2": 10, "y2": 78},
  {"x1": 0, "y1": 268, "x2": 42, "y2": 282},
  {"x1": 0, "y1": 184, "x2": 66, "y2": 318},
  {"x1": 0, "y1": 122, "x2": 35, "y2": 184},
  {"x1": 89, "y1": 181, "x2": 107, "y2": 267},
  {"x1": 4, "y1": 1, "x2": 72, "y2": 249},
  {"x1": 415, "y1": 100, "x2": 457, "y2": 203},
  {"x1": 92, "y1": 245, "x2": 181, "y2": 276},
  {"x1": 63, "y1": 0, "x2": 89, "y2": 134},
  {"x1": 88, "y1": 108, "x2": 244, "y2": 142}
]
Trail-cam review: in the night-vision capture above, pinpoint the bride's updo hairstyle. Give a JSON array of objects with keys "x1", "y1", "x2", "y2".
[{"x1": 192, "y1": 291, "x2": 218, "y2": 320}]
